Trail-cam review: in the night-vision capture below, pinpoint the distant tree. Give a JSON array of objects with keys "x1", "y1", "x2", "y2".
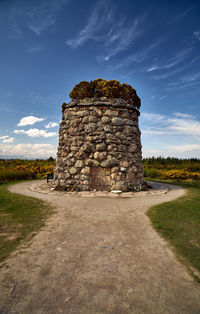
[{"x1": 47, "y1": 156, "x2": 55, "y2": 162}]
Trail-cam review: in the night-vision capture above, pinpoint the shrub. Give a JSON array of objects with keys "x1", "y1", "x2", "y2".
[{"x1": 69, "y1": 79, "x2": 141, "y2": 108}]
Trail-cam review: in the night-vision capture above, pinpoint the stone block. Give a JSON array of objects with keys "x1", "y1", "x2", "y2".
[
  {"x1": 69, "y1": 167, "x2": 77, "y2": 175},
  {"x1": 94, "y1": 151, "x2": 107, "y2": 160},
  {"x1": 86, "y1": 159, "x2": 99, "y2": 167},
  {"x1": 75, "y1": 160, "x2": 84, "y2": 168},
  {"x1": 96, "y1": 143, "x2": 106, "y2": 151},
  {"x1": 129, "y1": 143, "x2": 137, "y2": 152},
  {"x1": 81, "y1": 143, "x2": 93, "y2": 153},
  {"x1": 81, "y1": 167, "x2": 90, "y2": 175},
  {"x1": 112, "y1": 117, "x2": 125, "y2": 125},
  {"x1": 124, "y1": 126, "x2": 133, "y2": 134},
  {"x1": 101, "y1": 116, "x2": 110, "y2": 123},
  {"x1": 82, "y1": 116, "x2": 89, "y2": 123},
  {"x1": 100, "y1": 158, "x2": 119, "y2": 167},
  {"x1": 89, "y1": 116, "x2": 98, "y2": 123}
]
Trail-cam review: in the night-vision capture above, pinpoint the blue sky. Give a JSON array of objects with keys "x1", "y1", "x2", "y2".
[{"x1": 0, "y1": 0, "x2": 200, "y2": 159}]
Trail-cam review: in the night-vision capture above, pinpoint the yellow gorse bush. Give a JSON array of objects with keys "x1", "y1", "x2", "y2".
[
  {"x1": 69, "y1": 78, "x2": 141, "y2": 108},
  {"x1": 144, "y1": 167, "x2": 200, "y2": 180},
  {"x1": 0, "y1": 159, "x2": 55, "y2": 182}
]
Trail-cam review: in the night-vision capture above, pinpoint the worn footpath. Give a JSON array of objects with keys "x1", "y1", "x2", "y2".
[{"x1": 0, "y1": 180, "x2": 200, "y2": 313}]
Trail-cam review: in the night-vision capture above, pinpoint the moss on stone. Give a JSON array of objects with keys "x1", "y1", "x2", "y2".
[{"x1": 69, "y1": 79, "x2": 141, "y2": 108}]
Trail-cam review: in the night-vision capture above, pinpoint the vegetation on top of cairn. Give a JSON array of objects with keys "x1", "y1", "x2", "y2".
[{"x1": 69, "y1": 78, "x2": 141, "y2": 108}]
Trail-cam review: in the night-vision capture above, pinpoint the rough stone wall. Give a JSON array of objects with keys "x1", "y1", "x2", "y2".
[{"x1": 53, "y1": 97, "x2": 144, "y2": 191}]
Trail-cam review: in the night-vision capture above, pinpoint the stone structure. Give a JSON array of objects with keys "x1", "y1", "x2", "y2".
[{"x1": 53, "y1": 97, "x2": 144, "y2": 191}]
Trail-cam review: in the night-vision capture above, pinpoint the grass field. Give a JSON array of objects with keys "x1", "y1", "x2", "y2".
[
  {"x1": 0, "y1": 181, "x2": 53, "y2": 264},
  {"x1": 147, "y1": 180, "x2": 200, "y2": 281}
]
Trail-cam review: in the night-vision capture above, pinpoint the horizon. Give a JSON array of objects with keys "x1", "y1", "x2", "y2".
[{"x1": 0, "y1": 0, "x2": 200, "y2": 159}]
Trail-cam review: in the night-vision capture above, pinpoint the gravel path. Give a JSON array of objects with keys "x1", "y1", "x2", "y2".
[{"x1": 0, "y1": 180, "x2": 200, "y2": 313}]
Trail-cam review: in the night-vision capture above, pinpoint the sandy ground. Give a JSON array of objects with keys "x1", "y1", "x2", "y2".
[{"x1": 0, "y1": 180, "x2": 200, "y2": 314}]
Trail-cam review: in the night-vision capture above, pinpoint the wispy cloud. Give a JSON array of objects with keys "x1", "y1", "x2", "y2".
[
  {"x1": 66, "y1": 0, "x2": 146, "y2": 60},
  {"x1": 181, "y1": 72, "x2": 200, "y2": 83},
  {"x1": 165, "y1": 67, "x2": 200, "y2": 90},
  {"x1": 113, "y1": 39, "x2": 163, "y2": 70},
  {"x1": 14, "y1": 128, "x2": 57, "y2": 138},
  {"x1": 97, "y1": 14, "x2": 146, "y2": 61},
  {"x1": 10, "y1": 0, "x2": 69, "y2": 37},
  {"x1": 160, "y1": 95, "x2": 167, "y2": 100},
  {"x1": 0, "y1": 143, "x2": 56, "y2": 158},
  {"x1": 28, "y1": 46, "x2": 44, "y2": 53},
  {"x1": 17, "y1": 116, "x2": 45, "y2": 127},
  {"x1": 66, "y1": 0, "x2": 109, "y2": 48},
  {"x1": 193, "y1": 31, "x2": 200, "y2": 41},
  {"x1": 170, "y1": 6, "x2": 195, "y2": 24},
  {"x1": 147, "y1": 48, "x2": 192, "y2": 73},
  {"x1": 9, "y1": 23, "x2": 23, "y2": 39},
  {"x1": 28, "y1": 0, "x2": 70, "y2": 35},
  {"x1": 150, "y1": 59, "x2": 197, "y2": 80}
]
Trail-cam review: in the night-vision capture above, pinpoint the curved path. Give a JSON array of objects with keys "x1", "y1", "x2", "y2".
[{"x1": 0, "y1": 181, "x2": 200, "y2": 313}]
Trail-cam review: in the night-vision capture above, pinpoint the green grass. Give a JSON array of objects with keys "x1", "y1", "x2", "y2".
[
  {"x1": 0, "y1": 181, "x2": 53, "y2": 264},
  {"x1": 147, "y1": 179, "x2": 200, "y2": 281}
]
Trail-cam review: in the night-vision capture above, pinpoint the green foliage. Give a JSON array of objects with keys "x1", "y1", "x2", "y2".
[{"x1": 69, "y1": 78, "x2": 141, "y2": 108}]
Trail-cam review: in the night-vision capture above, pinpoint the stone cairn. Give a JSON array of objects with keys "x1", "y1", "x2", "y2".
[{"x1": 53, "y1": 81, "x2": 144, "y2": 191}]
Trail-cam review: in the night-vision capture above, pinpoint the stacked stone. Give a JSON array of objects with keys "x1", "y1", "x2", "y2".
[{"x1": 53, "y1": 97, "x2": 144, "y2": 191}]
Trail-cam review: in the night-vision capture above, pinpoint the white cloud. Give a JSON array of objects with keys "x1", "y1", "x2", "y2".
[
  {"x1": 142, "y1": 146, "x2": 200, "y2": 159},
  {"x1": 141, "y1": 112, "x2": 166, "y2": 122},
  {"x1": 0, "y1": 136, "x2": 14, "y2": 143},
  {"x1": 169, "y1": 117, "x2": 200, "y2": 135},
  {"x1": 168, "y1": 144, "x2": 200, "y2": 153},
  {"x1": 66, "y1": 0, "x2": 146, "y2": 60},
  {"x1": 141, "y1": 111, "x2": 200, "y2": 137},
  {"x1": 14, "y1": 128, "x2": 57, "y2": 138},
  {"x1": 174, "y1": 112, "x2": 194, "y2": 119},
  {"x1": 2, "y1": 137, "x2": 14, "y2": 143},
  {"x1": 45, "y1": 122, "x2": 58, "y2": 128},
  {"x1": 0, "y1": 143, "x2": 56, "y2": 158},
  {"x1": 142, "y1": 130, "x2": 167, "y2": 135},
  {"x1": 17, "y1": 116, "x2": 45, "y2": 126}
]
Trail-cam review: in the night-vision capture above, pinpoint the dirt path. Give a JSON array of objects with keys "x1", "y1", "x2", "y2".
[{"x1": 0, "y1": 181, "x2": 200, "y2": 313}]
